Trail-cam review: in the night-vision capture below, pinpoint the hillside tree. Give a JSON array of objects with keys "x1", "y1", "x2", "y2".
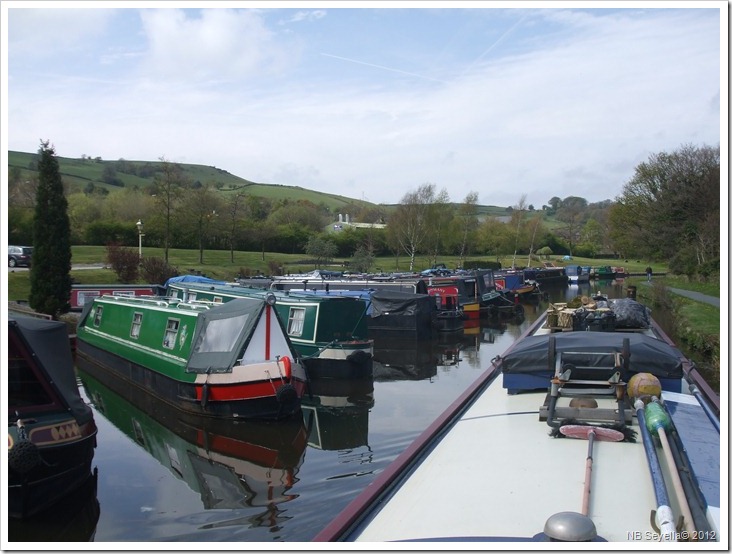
[{"x1": 29, "y1": 141, "x2": 72, "y2": 317}]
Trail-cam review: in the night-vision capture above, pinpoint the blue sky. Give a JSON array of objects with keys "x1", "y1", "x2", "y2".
[{"x1": 3, "y1": 2, "x2": 726, "y2": 209}]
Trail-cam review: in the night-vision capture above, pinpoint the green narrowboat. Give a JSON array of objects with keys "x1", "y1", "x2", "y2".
[
  {"x1": 166, "y1": 281, "x2": 373, "y2": 382},
  {"x1": 76, "y1": 294, "x2": 307, "y2": 420}
]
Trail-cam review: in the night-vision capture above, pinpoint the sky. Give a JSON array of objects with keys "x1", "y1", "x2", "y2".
[{"x1": 2, "y1": 1, "x2": 726, "y2": 209}]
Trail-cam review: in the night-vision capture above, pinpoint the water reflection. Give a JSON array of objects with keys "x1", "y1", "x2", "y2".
[
  {"x1": 371, "y1": 331, "x2": 473, "y2": 381},
  {"x1": 78, "y1": 370, "x2": 308, "y2": 519},
  {"x1": 8, "y1": 470, "x2": 100, "y2": 542},
  {"x1": 302, "y1": 377, "x2": 374, "y2": 451}
]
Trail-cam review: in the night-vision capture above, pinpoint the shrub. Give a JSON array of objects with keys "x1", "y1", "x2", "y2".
[
  {"x1": 140, "y1": 256, "x2": 178, "y2": 285},
  {"x1": 105, "y1": 243, "x2": 139, "y2": 283}
]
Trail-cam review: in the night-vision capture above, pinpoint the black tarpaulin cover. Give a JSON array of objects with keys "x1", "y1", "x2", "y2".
[
  {"x1": 501, "y1": 331, "x2": 684, "y2": 379},
  {"x1": 10, "y1": 316, "x2": 94, "y2": 424},
  {"x1": 369, "y1": 290, "x2": 434, "y2": 318}
]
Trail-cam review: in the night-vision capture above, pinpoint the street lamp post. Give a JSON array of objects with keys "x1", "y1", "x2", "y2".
[{"x1": 136, "y1": 220, "x2": 144, "y2": 263}]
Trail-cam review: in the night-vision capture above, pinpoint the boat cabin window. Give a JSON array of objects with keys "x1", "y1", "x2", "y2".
[
  {"x1": 287, "y1": 307, "x2": 306, "y2": 336},
  {"x1": 213, "y1": 296, "x2": 223, "y2": 303},
  {"x1": 188, "y1": 292, "x2": 197, "y2": 301},
  {"x1": 130, "y1": 312, "x2": 143, "y2": 339},
  {"x1": 193, "y1": 314, "x2": 249, "y2": 353},
  {"x1": 163, "y1": 318, "x2": 181, "y2": 349},
  {"x1": 93, "y1": 306, "x2": 104, "y2": 326}
]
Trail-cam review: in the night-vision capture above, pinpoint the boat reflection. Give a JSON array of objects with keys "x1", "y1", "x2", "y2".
[
  {"x1": 78, "y1": 370, "x2": 308, "y2": 515},
  {"x1": 302, "y1": 374, "x2": 374, "y2": 451},
  {"x1": 371, "y1": 336, "x2": 441, "y2": 382},
  {"x1": 7, "y1": 469, "x2": 100, "y2": 542}
]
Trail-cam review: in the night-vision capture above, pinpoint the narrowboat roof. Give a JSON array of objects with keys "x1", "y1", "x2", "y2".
[
  {"x1": 313, "y1": 304, "x2": 721, "y2": 543},
  {"x1": 10, "y1": 316, "x2": 94, "y2": 425}
]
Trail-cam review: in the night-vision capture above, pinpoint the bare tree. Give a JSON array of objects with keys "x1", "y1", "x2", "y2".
[
  {"x1": 511, "y1": 194, "x2": 527, "y2": 268},
  {"x1": 152, "y1": 157, "x2": 187, "y2": 262},
  {"x1": 556, "y1": 196, "x2": 588, "y2": 257},
  {"x1": 425, "y1": 187, "x2": 452, "y2": 267},
  {"x1": 180, "y1": 183, "x2": 223, "y2": 264},
  {"x1": 388, "y1": 183, "x2": 435, "y2": 271},
  {"x1": 225, "y1": 190, "x2": 247, "y2": 263},
  {"x1": 456, "y1": 191, "x2": 479, "y2": 268},
  {"x1": 526, "y1": 213, "x2": 544, "y2": 267}
]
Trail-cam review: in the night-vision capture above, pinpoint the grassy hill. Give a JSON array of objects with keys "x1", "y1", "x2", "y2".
[{"x1": 8, "y1": 150, "x2": 512, "y2": 217}]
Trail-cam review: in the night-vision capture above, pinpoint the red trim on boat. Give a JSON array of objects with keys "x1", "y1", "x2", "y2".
[
  {"x1": 195, "y1": 379, "x2": 286, "y2": 402},
  {"x1": 265, "y1": 304, "x2": 271, "y2": 360}
]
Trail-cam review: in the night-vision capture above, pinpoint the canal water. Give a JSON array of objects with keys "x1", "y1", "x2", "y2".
[{"x1": 8, "y1": 280, "x2": 650, "y2": 544}]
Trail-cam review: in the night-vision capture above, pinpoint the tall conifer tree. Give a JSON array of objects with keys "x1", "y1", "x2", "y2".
[{"x1": 29, "y1": 141, "x2": 72, "y2": 317}]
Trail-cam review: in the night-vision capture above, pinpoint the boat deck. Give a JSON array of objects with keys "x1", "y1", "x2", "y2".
[{"x1": 352, "y1": 374, "x2": 720, "y2": 542}]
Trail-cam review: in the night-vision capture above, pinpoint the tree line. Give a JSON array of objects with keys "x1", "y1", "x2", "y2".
[{"x1": 10, "y1": 142, "x2": 719, "y2": 288}]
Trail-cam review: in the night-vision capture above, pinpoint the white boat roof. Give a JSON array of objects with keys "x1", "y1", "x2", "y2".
[
  {"x1": 353, "y1": 380, "x2": 720, "y2": 543},
  {"x1": 323, "y1": 307, "x2": 722, "y2": 544}
]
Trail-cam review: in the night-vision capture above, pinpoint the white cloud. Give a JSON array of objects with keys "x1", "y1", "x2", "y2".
[
  {"x1": 138, "y1": 9, "x2": 297, "y2": 82},
  {"x1": 5, "y1": 6, "x2": 723, "y2": 209}
]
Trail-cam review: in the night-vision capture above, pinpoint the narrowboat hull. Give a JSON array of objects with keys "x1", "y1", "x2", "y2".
[
  {"x1": 76, "y1": 340, "x2": 304, "y2": 420},
  {"x1": 8, "y1": 420, "x2": 97, "y2": 519}
]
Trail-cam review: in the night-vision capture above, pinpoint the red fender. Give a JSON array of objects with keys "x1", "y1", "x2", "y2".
[{"x1": 280, "y1": 355, "x2": 292, "y2": 380}]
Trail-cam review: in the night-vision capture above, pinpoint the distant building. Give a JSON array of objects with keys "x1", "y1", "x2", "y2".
[{"x1": 331, "y1": 213, "x2": 387, "y2": 231}]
